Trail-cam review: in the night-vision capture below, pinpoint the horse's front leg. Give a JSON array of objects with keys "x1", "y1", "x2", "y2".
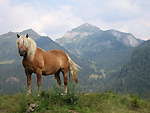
[
  {"x1": 25, "y1": 69, "x2": 32, "y2": 96},
  {"x1": 36, "y1": 69, "x2": 42, "y2": 96}
]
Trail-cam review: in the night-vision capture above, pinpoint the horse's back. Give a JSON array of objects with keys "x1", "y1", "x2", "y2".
[
  {"x1": 45, "y1": 49, "x2": 69, "y2": 68},
  {"x1": 47, "y1": 49, "x2": 65, "y2": 54},
  {"x1": 47, "y1": 49, "x2": 68, "y2": 59}
]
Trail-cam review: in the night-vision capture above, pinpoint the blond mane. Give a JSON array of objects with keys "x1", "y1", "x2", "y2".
[
  {"x1": 27, "y1": 37, "x2": 37, "y2": 61},
  {"x1": 16, "y1": 35, "x2": 37, "y2": 62}
]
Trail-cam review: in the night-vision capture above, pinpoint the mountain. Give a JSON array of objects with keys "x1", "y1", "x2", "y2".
[
  {"x1": 56, "y1": 23, "x2": 101, "y2": 47},
  {"x1": 0, "y1": 24, "x2": 146, "y2": 95},
  {"x1": 0, "y1": 30, "x2": 66, "y2": 94},
  {"x1": 0, "y1": 29, "x2": 41, "y2": 62},
  {"x1": 0, "y1": 29, "x2": 95, "y2": 94},
  {"x1": 109, "y1": 40, "x2": 150, "y2": 96},
  {"x1": 56, "y1": 23, "x2": 142, "y2": 55},
  {"x1": 0, "y1": 29, "x2": 68, "y2": 62},
  {"x1": 56, "y1": 23, "x2": 143, "y2": 74}
]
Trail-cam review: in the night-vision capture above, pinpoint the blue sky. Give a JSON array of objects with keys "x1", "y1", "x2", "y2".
[{"x1": 0, "y1": 0, "x2": 150, "y2": 40}]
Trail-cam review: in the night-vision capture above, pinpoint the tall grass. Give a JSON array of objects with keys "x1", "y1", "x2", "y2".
[
  {"x1": 1, "y1": 87, "x2": 150, "y2": 113},
  {"x1": 17, "y1": 82, "x2": 80, "y2": 112}
]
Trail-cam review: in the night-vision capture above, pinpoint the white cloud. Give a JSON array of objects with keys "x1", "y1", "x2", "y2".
[
  {"x1": 90, "y1": 17, "x2": 150, "y2": 40},
  {"x1": 0, "y1": 1, "x2": 40, "y2": 33},
  {"x1": 0, "y1": 0, "x2": 10, "y2": 5},
  {"x1": 0, "y1": 0, "x2": 83, "y2": 40},
  {"x1": 0, "y1": 0, "x2": 150, "y2": 40},
  {"x1": 80, "y1": 0, "x2": 150, "y2": 40},
  {"x1": 30, "y1": 5, "x2": 83, "y2": 39}
]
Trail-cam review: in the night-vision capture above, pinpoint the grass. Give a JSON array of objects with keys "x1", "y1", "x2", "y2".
[{"x1": 0, "y1": 88, "x2": 150, "y2": 113}]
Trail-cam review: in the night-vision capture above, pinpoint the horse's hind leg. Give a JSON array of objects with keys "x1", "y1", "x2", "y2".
[
  {"x1": 62, "y1": 71, "x2": 68, "y2": 94},
  {"x1": 54, "y1": 70, "x2": 61, "y2": 88}
]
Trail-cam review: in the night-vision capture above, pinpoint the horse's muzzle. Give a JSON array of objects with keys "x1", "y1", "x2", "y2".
[{"x1": 19, "y1": 48, "x2": 26, "y2": 56}]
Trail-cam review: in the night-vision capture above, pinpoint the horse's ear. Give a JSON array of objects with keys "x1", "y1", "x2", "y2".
[
  {"x1": 26, "y1": 34, "x2": 29, "y2": 38},
  {"x1": 17, "y1": 34, "x2": 20, "y2": 38}
]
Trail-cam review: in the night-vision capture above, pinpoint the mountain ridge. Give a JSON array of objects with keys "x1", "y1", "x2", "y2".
[
  {"x1": 56, "y1": 23, "x2": 143, "y2": 74},
  {"x1": 0, "y1": 23, "x2": 148, "y2": 95},
  {"x1": 56, "y1": 23, "x2": 143, "y2": 49}
]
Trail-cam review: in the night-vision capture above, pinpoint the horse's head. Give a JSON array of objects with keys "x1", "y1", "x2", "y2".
[{"x1": 16, "y1": 34, "x2": 29, "y2": 57}]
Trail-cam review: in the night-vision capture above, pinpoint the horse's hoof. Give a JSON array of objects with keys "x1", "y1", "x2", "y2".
[
  {"x1": 26, "y1": 94, "x2": 30, "y2": 97},
  {"x1": 37, "y1": 93, "x2": 40, "y2": 97},
  {"x1": 26, "y1": 93, "x2": 31, "y2": 97}
]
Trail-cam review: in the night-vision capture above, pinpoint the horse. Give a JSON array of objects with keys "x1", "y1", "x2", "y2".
[{"x1": 16, "y1": 34, "x2": 79, "y2": 96}]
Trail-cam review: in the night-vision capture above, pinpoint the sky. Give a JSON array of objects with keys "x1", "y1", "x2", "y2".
[{"x1": 0, "y1": 0, "x2": 150, "y2": 40}]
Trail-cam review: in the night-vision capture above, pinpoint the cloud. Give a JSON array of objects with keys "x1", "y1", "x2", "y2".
[
  {"x1": 0, "y1": 0, "x2": 83, "y2": 40},
  {"x1": 75, "y1": 0, "x2": 150, "y2": 40},
  {"x1": 0, "y1": 1, "x2": 40, "y2": 33},
  {"x1": 30, "y1": 5, "x2": 83, "y2": 39},
  {"x1": 0, "y1": 0, "x2": 10, "y2": 5},
  {"x1": 0, "y1": 0, "x2": 150, "y2": 40}
]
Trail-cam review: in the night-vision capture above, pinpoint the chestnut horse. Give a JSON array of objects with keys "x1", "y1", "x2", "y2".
[{"x1": 16, "y1": 34, "x2": 79, "y2": 96}]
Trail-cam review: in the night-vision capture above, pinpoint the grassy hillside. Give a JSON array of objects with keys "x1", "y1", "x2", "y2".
[{"x1": 0, "y1": 88, "x2": 150, "y2": 113}]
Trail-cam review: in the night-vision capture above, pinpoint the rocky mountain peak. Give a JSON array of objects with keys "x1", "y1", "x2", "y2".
[
  {"x1": 72, "y1": 23, "x2": 101, "y2": 33},
  {"x1": 56, "y1": 23, "x2": 143, "y2": 48},
  {"x1": 110, "y1": 30, "x2": 142, "y2": 47},
  {"x1": 65, "y1": 23, "x2": 101, "y2": 38}
]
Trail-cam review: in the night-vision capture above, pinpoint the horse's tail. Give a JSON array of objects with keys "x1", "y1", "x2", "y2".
[{"x1": 67, "y1": 56, "x2": 81, "y2": 83}]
